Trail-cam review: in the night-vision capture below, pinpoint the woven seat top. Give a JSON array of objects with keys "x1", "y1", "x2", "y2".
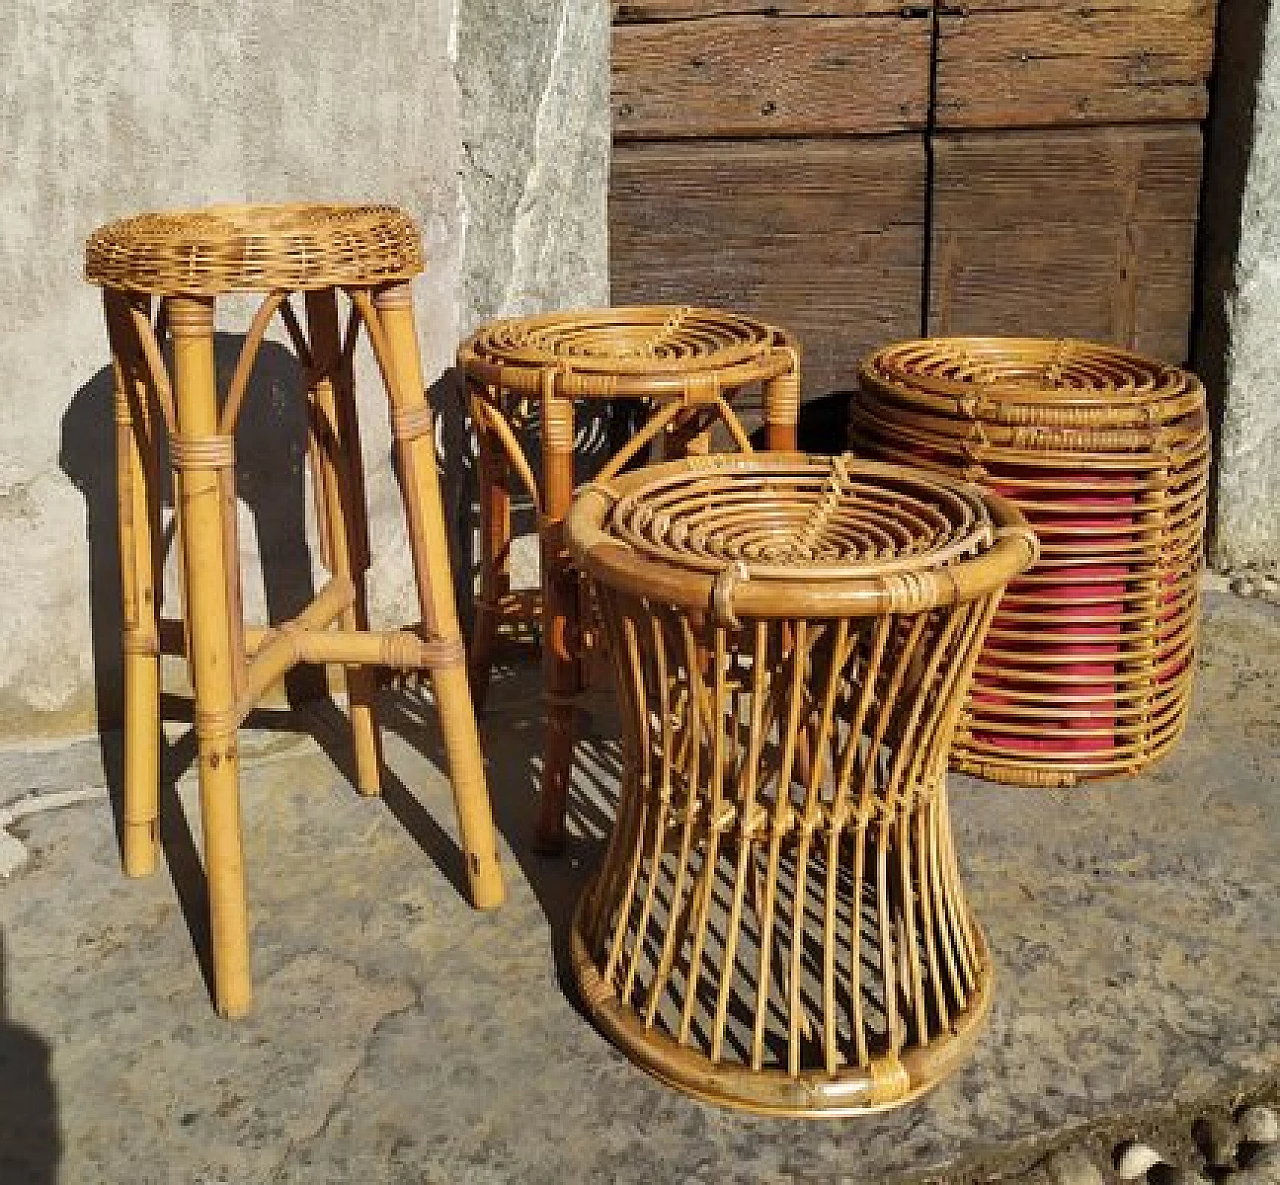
[
  {"x1": 602, "y1": 454, "x2": 1001, "y2": 581},
  {"x1": 460, "y1": 306, "x2": 793, "y2": 379},
  {"x1": 860, "y1": 337, "x2": 1203, "y2": 429},
  {"x1": 85, "y1": 203, "x2": 424, "y2": 295},
  {"x1": 568, "y1": 456, "x2": 1036, "y2": 620}
]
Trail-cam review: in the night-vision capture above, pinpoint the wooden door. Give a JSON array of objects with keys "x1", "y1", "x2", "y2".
[
  {"x1": 611, "y1": 1, "x2": 934, "y2": 399},
  {"x1": 609, "y1": 0, "x2": 1219, "y2": 406}
]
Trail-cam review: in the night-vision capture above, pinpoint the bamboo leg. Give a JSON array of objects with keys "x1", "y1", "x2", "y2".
[
  {"x1": 105, "y1": 290, "x2": 162, "y2": 877},
  {"x1": 763, "y1": 351, "x2": 800, "y2": 452},
  {"x1": 373, "y1": 282, "x2": 504, "y2": 909},
  {"x1": 536, "y1": 383, "x2": 578, "y2": 854},
  {"x1": 169, "y1": 295, "x2": 252, "y2": 1019},
  {"x1": 468, "y1": 380, "x2": 510, "y2": 712},
  {"x1": 305, "y1": 290, "x2": 382, "y2": 794}
]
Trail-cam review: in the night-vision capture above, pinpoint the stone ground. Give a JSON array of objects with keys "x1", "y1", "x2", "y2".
[{"x1": 0, "y1": 587, "x2": 1276, "y2": 1184}]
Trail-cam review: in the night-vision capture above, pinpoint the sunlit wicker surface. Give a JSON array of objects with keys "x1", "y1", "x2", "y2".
[
  {"x1": 852, "y1": 337, "x2": 1209, "y2": 787},
  {"x1": 566, "y1": 454, "x2": 1036, "y2": 1115},
  {"x1": 460, "y1": 305, "x2": 796, "y2": 394},
  {"x1": 85, "y1": 203, "x2": 424, "y2": 295}
]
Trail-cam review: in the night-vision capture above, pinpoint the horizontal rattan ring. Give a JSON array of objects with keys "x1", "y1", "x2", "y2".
[
  {"x1": 570, "y1": 884, "x2": 995, "y2": 1118},
  {"x1": 567, "y1": 454, "x2": 1037, "y2": 621},
  {"x1": 860, "y1": 337, "x2": 1205, "y2": 429},
  {"x1": 85, "y1": 203, "x2": 424, "y2": 295},
  {"x1": 459, "y1": 305, "x2": 797, "y2": 397}
]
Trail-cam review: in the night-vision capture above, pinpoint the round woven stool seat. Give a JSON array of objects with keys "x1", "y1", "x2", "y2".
[
  {"x1": 459, "y1": 305, "x2": 797, "y2": 397},
  {"x1": 852, "y1": 337, "x2": 1210, "y2": 787},
  {"x1": 85, "y1": 203, "x2": 424, "y2": 294},
  {"x1": 567, "y1": 454, "x2": 1036, "y2": 1116}
]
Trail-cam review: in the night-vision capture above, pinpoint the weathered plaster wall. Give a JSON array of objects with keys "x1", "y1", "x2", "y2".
[
  {"x1": 1199, "y1": 0, "x2": 1280, "y2": 571},
  {"x1": 0, "y1": 0, "x2": 607, "y2": 736}
]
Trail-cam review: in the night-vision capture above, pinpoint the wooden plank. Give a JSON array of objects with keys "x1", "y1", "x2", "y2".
[
  {"x1": 613, "y1": 14, "x2": 932, "y2": 138},
  {"x1": 928, "y1": 126, "x2": 1202, "y2": 363},
  {"x1": 936, "y1": 2, "x2": 1217, "y2": 128},
  {"x1": 611, "y1": 137, "x2": 926, "y2": 398},
  {"x1": 614, "y1": 1, "x2": 903, "y2": 19}
]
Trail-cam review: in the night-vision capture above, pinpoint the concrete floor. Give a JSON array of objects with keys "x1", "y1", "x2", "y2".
[{"x1": 0, "y1": 588, "x2": 1276, "y2": 1184}]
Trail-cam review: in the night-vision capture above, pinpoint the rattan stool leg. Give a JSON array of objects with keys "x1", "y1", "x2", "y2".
[
  {"x1": 105, "y1": 291, "x2": 162, "y2": 877},
  {"x1": 763, "y1": 351, "x2": 800, "y2": 452},
  {"x1": 468, "y1": 380, "x2": 510, "y2": 712},
  {"x1": 304, "y1": 290, "x2": 383, "y2": 794},
  {"x1": 536, "y1": 386, "x2": 578, "y2": 854},
  {"x1": 374, "y1": 283, "x2": 504, "y2": 909},
  {"x1": 169, "y1": 295, "x2": 252, "y2": 1019}
]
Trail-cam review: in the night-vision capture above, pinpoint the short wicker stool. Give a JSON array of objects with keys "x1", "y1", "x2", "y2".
[
  {"x1": 459, "y1": 306, "x2": 800, "y2": 852},
  {"x1": 86, "y1": 203, "x2": 504, "y2": 1017},
  {"x1": 852, "y1": 338, "x2": 1209, "y2": 787},
  {"x1": 566, "y1": 454, "x2": 1036, "y2": 1115}
]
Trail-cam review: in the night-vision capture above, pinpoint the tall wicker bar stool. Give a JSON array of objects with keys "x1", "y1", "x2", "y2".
[
  {"x1": 86, "y1": 203, "x2": 504, "y2": 1017},
  {"x1": 567, "y1": 454, "x2": 1037, "y2": 1115},
  {"x1": 459, "y1": 306, "x2": 800, "y2": 852},
  {"x1": 852, "y1": 337, "x2": 1209, "y2": 787}
]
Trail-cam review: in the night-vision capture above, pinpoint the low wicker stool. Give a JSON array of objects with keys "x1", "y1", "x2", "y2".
[
  {"x1": 852, "y1": 338, "x2": 1209, "y2": 787},
  {"x1": 86, "y1": 203, "x2": 504, "y2": 1017},
  {"x1": 565, "y1": 454, "x2": 1036, "y2": 1115},
  {"x1": 459, "y1": 306, "x2": 800, "y2": 852}
]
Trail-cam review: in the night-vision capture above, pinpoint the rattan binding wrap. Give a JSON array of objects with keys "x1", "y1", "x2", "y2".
[
  {"x1": 567, "y1": 454, "x2": 1036, "y2": 1115},
  {"x1": 85, "y1": 203, "x2": 424, "y2": 294},
  {"x1": 851, "y1": 337, "x2": 1210, "y2": 787}
]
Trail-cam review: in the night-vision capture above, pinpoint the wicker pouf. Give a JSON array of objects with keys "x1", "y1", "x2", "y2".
[
  {"x1": 566, "y1": 454, "x2": 1036, "y2": 1116},
  {"x1": 851, "y1": 338, "x2": 1210, "y2": 787}
]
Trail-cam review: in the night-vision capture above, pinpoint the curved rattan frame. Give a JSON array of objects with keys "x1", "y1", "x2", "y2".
[
  {"x1": 566, "y1": 454, "x2": 1035, "y2": 1116},
  {"x1": 852, "y1": 337, "x2": 1209, "y2": 787}
]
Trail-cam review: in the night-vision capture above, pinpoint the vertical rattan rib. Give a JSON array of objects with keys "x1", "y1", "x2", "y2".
[
  {"x1": 458, "y1": 306, "x2": 800, "y2": 853},
  {"x1": 566, "y1": 453, "x2": 1036, "y2": 1115},
  {"x1": 87, "y1": 203, "x2": 504, "y2": 1018},
  {"x1": 850, "y1": 337, "x2": 1209, "y2": 787}
]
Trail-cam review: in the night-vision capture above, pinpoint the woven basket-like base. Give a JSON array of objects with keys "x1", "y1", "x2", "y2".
[{"x1": 571, "y1": 881, "x2": 994, "y2": 1118}]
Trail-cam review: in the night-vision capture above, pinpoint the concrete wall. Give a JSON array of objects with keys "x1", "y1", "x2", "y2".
[
  {"x1": 0, "y1": 0, "x2": 607, "y2": 737},
  {"x1": 1198, "y1": 0, "x2": 1280, "y2": 572}
]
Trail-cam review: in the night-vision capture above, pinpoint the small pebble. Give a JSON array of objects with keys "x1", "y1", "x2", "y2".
[
  {"x1": 1117, "y1": 1142, "x2": 1165, "y2": 1180},
  {"x1": 1193, "y1": 1114, "x2": 1239, "y2": 1169},
  {"x1": 1038, "y1": 1145, "x2": 1103, "y2": 1185},
  {"x1": 1240, "y1": 1105, "x2": 1280, "y2": 1146}
]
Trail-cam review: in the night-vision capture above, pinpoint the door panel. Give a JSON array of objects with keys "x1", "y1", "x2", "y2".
[
  {"x1": 935, "y1": 1, "x2": 1217, "y2": 129},
  {"x1": 611, "y1": 137, "x2": 927, "y2": 397},
  {"x1": 928, "y1": 126, "x2": 1202, "y2": 362},
  {"x1": 613, "y1": 12, "x2": 932, "y2": 139}
]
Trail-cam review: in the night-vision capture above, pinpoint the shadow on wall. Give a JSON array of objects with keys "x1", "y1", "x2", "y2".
[
  {"x1": 0, "y1": 930, "x2": 61, "y2": 1184},
  {"x1": 1194, "y1": 0, "x2": 1271, "y2": 551}
]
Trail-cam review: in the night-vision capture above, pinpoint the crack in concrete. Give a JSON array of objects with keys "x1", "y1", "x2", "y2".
[
  {"x1": 0, "y1": 785, "x2": 107, "y2": 877},
  {"x1": 267, "y1": 970, "x2": 424, "y2": 1183}
]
